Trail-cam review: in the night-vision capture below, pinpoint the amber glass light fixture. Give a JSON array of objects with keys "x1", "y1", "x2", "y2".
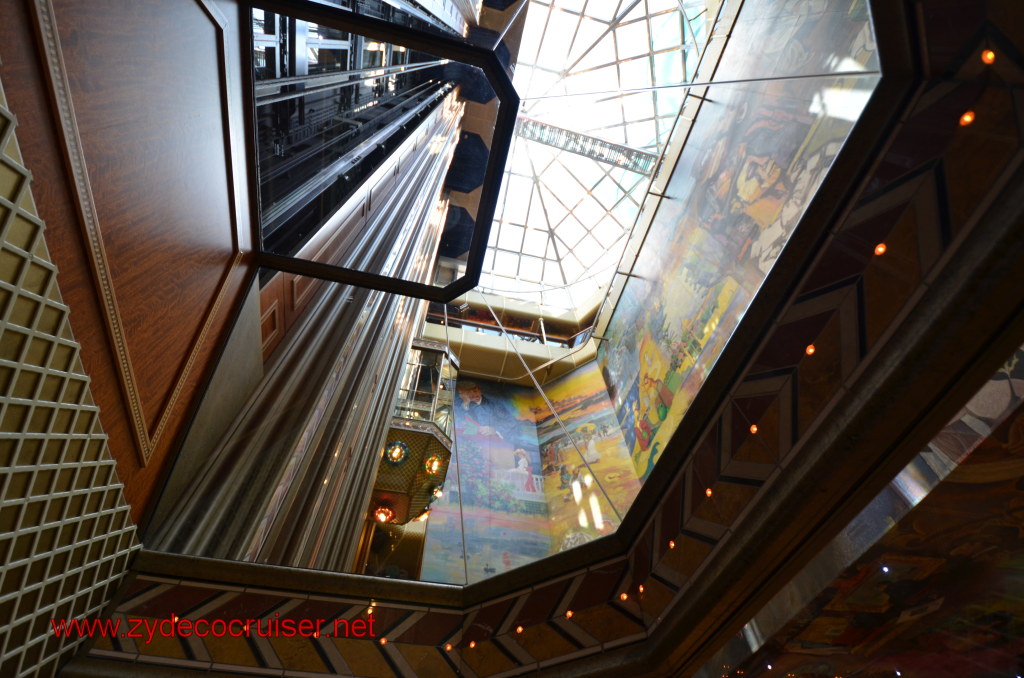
[
  {"x1": 424, "y1": 455, "x2": 442, "y2": 474},
  {"x1": 374, "y1": 505, "x2": 395, "y2": 523}
]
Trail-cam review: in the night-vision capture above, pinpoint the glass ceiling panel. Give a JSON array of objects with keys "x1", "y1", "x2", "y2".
[{"x1": 477, "y1": 0, "x2": 713, "y2": 307}]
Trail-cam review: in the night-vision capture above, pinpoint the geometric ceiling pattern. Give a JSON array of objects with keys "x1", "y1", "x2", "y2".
[
  {"x1": 700, "y1": 345, "x2": 1024, "y2": 678},
  {"x1": 479, "y1": 0, "x2": 713, "y2": 309}
]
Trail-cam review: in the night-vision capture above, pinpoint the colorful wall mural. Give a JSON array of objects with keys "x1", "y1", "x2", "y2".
[
  {"x1": 535, "y1": 362, "x2": 643, "y2": 554},
  {"x1": 421, "y1": 378, "x2": 548, "y2": 584},
  {"x1": 598, "y1": 0, "x2": 880, "y2": 480},
  {"x1": 421, "y1": 364, "x2": 642, "y2": 584}
]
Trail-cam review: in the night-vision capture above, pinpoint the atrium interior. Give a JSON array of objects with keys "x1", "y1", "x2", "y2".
[{"x1": 1, "y1": 0, "x2": 1023, "y2": 677}]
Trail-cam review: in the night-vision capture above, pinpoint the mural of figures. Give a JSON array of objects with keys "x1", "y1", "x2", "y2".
[
  {"x1": 421, "y1": 366, "x2": 643, "y2": 584},
  {"x1": 421, "y1": 378, "x2": 549, "y2": 584},
  {"x1": 537, "y1": 362, "x2": 643, "y2": 551},
  {"x1": 598, "y1": 0, "x2": 879, "y2": 480}
]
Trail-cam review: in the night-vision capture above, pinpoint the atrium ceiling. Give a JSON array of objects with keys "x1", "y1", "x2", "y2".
[{"x1": 479, "y1": 0, "x2": 714, "y2": 312}]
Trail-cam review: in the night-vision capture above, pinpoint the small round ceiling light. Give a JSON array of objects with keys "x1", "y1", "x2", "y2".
[
  {"x1": 374, "y1": 505, "x2": 395, "y2": 523},
  {"x1": 424, "y1": 455, "x2": 442, "y2": 474},
  {"x1": 384, "y1": 441, "x2": 409, "y2": 465}
]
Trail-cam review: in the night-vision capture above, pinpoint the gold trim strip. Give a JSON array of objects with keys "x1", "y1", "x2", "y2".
[{"x1": 32, "y1": 0, "x2": 151, "y2": 461}]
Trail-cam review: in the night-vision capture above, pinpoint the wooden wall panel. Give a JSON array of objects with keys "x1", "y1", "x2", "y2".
[
  {"x1": 0, "y1": 0, "x2": 253, "y2": 522},
  {"x1": 51, "y1": 0, "x2": 237, "y2": 432}
]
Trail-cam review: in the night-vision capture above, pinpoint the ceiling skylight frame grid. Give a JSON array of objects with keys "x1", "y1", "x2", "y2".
[
  {"x1": 486, "y1": 137, "x2": 645, "y2": 292},
  {"x1": 478, "y1": 0, "x2": 712, "y2": 302}
]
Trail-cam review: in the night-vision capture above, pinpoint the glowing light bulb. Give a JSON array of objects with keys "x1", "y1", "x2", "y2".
[
  {"x1": 750, "y1": 424, "x2": 758, "y2": 434},
  {"x1": 805, "y1": 344, "x2": 816, "y2": 356},
  {"x1": 982, "y1": 49, "x2": 995, "y2": 64},
  {"x1": 959, "y1": 110, "x2": 975, "y2": 126},
  {"x1": 874, "y1": 243, "x2": 887, "y2": 256}
]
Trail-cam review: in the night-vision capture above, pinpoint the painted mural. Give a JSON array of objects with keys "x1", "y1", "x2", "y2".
[
  {"x1": 421, "y1": 378, "x2": 548, "y2": 584},
  {"x1": 599, "y1": 0, "x2": 879, "y2": 479},
  {"x1": 535, "y1": 362, "x2": 642, "y2": 552},
  {"x1": 421, "y1": 365, "x2": 642, "y2": 584}
]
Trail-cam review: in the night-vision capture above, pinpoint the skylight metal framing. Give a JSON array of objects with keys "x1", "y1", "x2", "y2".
[{"x1": 480, "y1": 0, "x2": 711, "y2": 304}]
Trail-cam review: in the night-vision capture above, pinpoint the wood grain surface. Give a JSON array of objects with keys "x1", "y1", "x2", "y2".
[{"x1": 0, "y1": 0, "x2": 253, "y2": 521}]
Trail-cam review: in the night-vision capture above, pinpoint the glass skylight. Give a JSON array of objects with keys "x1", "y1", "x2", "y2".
[{"x1": 478, "y1": 0, "x2": 712, "y2": 308}]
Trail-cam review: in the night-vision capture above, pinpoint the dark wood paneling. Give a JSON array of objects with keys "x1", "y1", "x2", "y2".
[
  {"x1": 0, "y1": 0, "x2": 253, "y2": 522},
  {"x1": 52, "y1": 0, "x2": 238, "y2": 432}
]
